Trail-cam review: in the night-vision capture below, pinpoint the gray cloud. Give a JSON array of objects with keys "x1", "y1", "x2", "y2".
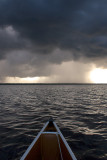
[
  {"x1": 0, "y1": 26, "x2": 31, "y2": 59},
  {"x1": 0, "y1": 0, "x2": 107, "y2": 57},
  {"x1": 0, "y1": 0, "x2": 107, "y2": 80}
]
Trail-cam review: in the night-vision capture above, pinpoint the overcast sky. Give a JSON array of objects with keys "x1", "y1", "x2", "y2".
[{"x1": 0, "y1": 0, "x2": 107, "y2": 83}]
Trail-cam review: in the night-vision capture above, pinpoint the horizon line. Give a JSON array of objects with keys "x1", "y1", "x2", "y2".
[{"x1": 0, "y1": 83, "x2": 107, "y2": 85}]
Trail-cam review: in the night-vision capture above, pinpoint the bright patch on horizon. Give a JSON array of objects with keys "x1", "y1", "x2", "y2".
[
  {"x1": 90, "y1": 68, "x2": 107, "y2": 83},
  {"x1": 5, "y1": 77, "x2": 41, "y2": 83},
  {"x1": 22, "y1": 77, "x2": 40, "y2": 83}
]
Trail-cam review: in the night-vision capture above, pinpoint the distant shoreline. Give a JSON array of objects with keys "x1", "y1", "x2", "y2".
[{"x1": 0, "y1": 83, "x2": 107, "y2": 85}]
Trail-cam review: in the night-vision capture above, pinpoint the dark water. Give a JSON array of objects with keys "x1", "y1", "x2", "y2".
[{"x1": 0, "y1": 85, "x2": 107, "y2": 160}]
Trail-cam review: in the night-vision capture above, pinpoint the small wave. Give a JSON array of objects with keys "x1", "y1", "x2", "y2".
[{"x1": 0, "y1": 84, "x2": 107, "y2": 160}]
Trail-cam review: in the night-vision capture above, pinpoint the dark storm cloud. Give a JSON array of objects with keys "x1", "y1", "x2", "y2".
[
  {"x1": 0, "y1": 0, "x2": 107, "y2": 63},
  {"x1": 0, "y1": 26, "x2": 30, "y2": 60}
]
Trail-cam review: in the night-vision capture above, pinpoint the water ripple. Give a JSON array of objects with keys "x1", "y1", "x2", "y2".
[{"x1": 0, "y1": 84, "x2": 107, "y2": 160}]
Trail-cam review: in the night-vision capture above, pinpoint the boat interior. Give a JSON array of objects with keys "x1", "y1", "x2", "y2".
[{"x1": 24, "y1": 122, "x2": 73, "y2": 160}]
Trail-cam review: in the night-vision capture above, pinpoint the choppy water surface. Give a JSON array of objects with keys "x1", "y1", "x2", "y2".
[{"x1": 0, "y1": 84, "x2": 107, "y2": 160}]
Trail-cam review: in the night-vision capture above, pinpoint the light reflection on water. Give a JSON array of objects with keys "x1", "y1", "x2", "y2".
[{"x1": 0, "y1": 84, "x2": 107, "y2": 160}]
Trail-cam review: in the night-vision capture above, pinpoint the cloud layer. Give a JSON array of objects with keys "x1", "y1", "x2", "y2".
[{"x1": 0, "y1": 0, "x2": 107, "y2": 81}]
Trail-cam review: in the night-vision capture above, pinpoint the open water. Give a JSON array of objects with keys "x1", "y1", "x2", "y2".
[{"x1": 0, "y1": 84, "x2": 107, "y2": 160}]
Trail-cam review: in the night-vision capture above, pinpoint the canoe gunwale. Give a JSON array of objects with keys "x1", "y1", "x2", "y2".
[
  {"x1": 53, "y1": 122, "x2": 77, "y2": 160},
  {"x1": 20, "y1": 121, "x2": 49, "y2": 160}
]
